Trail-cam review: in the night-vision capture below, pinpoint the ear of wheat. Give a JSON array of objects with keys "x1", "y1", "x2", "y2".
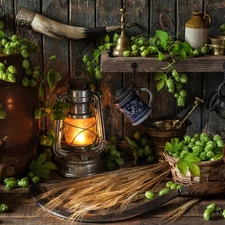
[{"x1": 35, "y1": 162, "x2": 170, "y2": 221}]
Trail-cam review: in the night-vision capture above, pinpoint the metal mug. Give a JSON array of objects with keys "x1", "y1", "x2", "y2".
[
  {"x1": 206, "y1": 82, "x2": 225, "y2": 119},
  {"x1": 114, "y1": 86, "x2": 153, "y2": 126}
]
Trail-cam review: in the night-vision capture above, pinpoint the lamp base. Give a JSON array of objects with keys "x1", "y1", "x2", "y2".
[{"x1": 54, "y1": 154, "x2": 102, "y2": 178}]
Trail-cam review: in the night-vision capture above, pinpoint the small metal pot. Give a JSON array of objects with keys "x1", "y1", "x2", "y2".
[
  {"x1": 143, "y1": 118, "x2": 192, "y2": 162},
  {"x1": 207, "y1": 36, "x2": 225, "y2": 55}
]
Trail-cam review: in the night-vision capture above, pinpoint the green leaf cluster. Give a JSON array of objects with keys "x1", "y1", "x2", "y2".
[
  {"x1": 125, "y1": 132, "x2": 155, "y2": 165},
  {"x1": 101, "y1": 134, "x2": 124, "y2": 171},
  {"x1": 0, "y1": 19, "x2": 62, "y2": 120},
  {"x1": 165, "y1": 133, "x2": 224, "y2": 177},
  {"x1": 39, "y1": 129, "x2": 57, "y2": 147},
  {"x1": 83, "y1": 33, "x2": 119, "y2": 79},
  {"x1": 34, "y1": 100, "x2": 71, "y2": 121},
  {"x1": 165, "y1": 137, "x2": 201, "y2": 177},
  {"x1": 29, "y1": 153, "x2": 57, "y2": 179}
]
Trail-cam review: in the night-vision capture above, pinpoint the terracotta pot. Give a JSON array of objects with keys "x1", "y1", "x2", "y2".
[{"x1": 0, "y1": 53, "x2": 39, "y2": 181}]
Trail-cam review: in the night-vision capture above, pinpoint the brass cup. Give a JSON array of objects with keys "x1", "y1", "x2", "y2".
[{"x1": 208, "y1": 36, "x2": 225, "y2": 55}]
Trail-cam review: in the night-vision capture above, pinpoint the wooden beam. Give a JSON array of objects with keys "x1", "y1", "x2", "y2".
[{"x1": 100, "y1": 51, "x2": 225, "y2": 73}]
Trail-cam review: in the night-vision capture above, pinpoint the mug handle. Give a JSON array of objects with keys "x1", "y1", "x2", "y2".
[
  {"x1": 140, "y1": 88, "x2": 153, "y2": 107},
  {"x1": 204, "y1": 13, "x2": 212, "y2": 25},
  {"x1": 217, "y1": 82, "x2": 225, "y2": 93}
]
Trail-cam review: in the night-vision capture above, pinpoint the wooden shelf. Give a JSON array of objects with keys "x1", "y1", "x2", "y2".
[{"x1": 100, "y1": 51, "x2": 225, "y2": 73}]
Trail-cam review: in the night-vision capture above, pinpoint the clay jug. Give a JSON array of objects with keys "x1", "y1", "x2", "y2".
[
  {"x1": 185, "y1": 11, "x2": 212, "y2": 49},
  {"x1": 0, "y1": 53, "x2": 39, "y2": 181}
]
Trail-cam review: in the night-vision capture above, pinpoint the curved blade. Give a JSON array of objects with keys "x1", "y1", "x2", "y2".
[{"x1": 29, "y1": 184, "x2": 179, "y2": 222}]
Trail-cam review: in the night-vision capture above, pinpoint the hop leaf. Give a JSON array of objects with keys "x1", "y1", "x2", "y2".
[
  {"x1": 29, "y1": 153, "x2": 57, "y2": 179},
  {"x1": 156, "y1": 30, "x2": 168, "y2": 50}
]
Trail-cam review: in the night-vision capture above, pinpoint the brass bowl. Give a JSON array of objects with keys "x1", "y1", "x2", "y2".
[
  {"x1": 208, "y1": 36, "x2": 225, "y2": 55},
  {"x1": 142, "y1": 118, "x2": 192, "y2": 162}
]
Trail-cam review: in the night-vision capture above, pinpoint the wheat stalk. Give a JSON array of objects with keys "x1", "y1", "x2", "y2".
[
  {"x1": 36, "y1": 162, "x2": 170, "y2": 220},
  {"x1": 161, "y1": 198, "x2": 202, "y2": 224}
]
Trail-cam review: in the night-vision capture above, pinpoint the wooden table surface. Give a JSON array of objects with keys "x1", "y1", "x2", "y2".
[{"x1": 0, "y1": 172, "x2": 225, "y2": 225}]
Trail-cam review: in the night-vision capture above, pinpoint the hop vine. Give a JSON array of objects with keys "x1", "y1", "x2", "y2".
[{"x1": 83, "y1": 30, "x2": 210, "y2": 107}]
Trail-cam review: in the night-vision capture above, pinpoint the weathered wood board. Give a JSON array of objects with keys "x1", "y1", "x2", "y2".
[{"x1": 2, "y1": 0, "x2": 225, "y2": 140}]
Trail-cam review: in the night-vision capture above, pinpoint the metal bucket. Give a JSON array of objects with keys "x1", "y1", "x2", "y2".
[{"x1": 143, "y1": 118, "x2": 191, "y2": 162}]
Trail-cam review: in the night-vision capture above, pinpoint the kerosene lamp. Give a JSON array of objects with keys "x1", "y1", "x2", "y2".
[{"x1": 53, "y1": 78, "x2": 106, "y2": 178}]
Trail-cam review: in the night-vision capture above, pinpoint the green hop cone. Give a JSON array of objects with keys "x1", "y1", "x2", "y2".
[
  {"x1": 177, "y1": 95, "x2": 185, "y2": 107},
  {"x1": 193, "y1": 49, "x2": 200, "y2": 56},
  {"x1": 11, "y1": 34, "x2": 19, "y2": 42},
  {"x1": 222, "y1": 209, "x2": 225, "y2": 219},
  {"x1": 180, "y1": 73, "x2": 188, "y2": 83},
  {"x1": 21, "y1": 49, "x2": 29, "y2": 58},
  {"x1": 170, "y1": 183, "x2": 179, "y2": 190},
  {"x1": 32, "y1": 176, "x2": 41, "y2": 184},
  {"x1": 5, "y1": 180, "x2": 18, "y2": 191},
  {"x1": 0, "y1": 204, "x2": 8, "y2": 212},
  {"x1": 147, "y1": 155, "x2": 156, "y2": 163},
  {"x1": 203, "y1": 208, "x2": 214, "y2": 220},
  {"x1": 123, "y1": 50, "x2": 131, "y2": 57},
  {"x1": 7, "y1": 73, "x2": 16, "y2": 83},
  {"x1": 4, "y1": 177, "x2": 17, "y2": 185},
  {"x1": 18, "y1": 179, "x2": 29, "y2": 188},
  {"x1": 134, "y1": 131, "x2": 141, "y2": 140},
  {"x1": 82, "y1": 55, "x2": 90, "y2": 64},
  {"x1": 206, "y1": 203, "x2": 216, "y2": 211},
  {"x1": 165, "y1": 181, "x2": 174, "y2": 189},
  {"x1": 200, "y1": 46, "x2": 209, "y2": 55},
  {"x1": 7, "y1": 65, "x2": 17, "y2": 74},
  {"x1": 95, "y1": 70, "x2": 103, "y2": 79},
  {"x1": 54, "y1": 72, "x2": 61, "y2": 81},
  {"x1": 131, "y1": 44, "x2": 138, "y2": 51},
  {"x1": 32, "y1": 70, "x2": 41, "y2": 79},
  {"x1": 1, "y1": 39, "x2": 7, "y2": 46},
  {"x1": 137, "y1": 148, "x2": 144, "y2": 157},
  {"x1": 49, "y1": 55, "x2": 56, "y2": 60},
  {"x1": 29, "y1": 79, "x2": 37, "y2": 87},
  {"x1": 179, "y1": 89, "x2": 187, "y2": 98},
  {"x1": 25, "y1": 68, "x2": 32, "y2": 76},
  {"x1": 115, "y1": 157, "x2": 124, "y2": 167},
  {"x1": 0, "y1": 109, "x2": 6, "y2": 119},
  {"x1": 27, "y1": 172, "x2": 35, "y2": 179},
  {"x1": 145, "y1": 191, "x2": 155, "y2": 200},
  {"x1": 0, "y1": 21, "x2": 5, "y2": 29},
  {"x1": 140, "y1": 137, "x2": 148, "y2": 146},
  {"x1": 213, "y1": 134, "x2": 221, "y2": 141},
  {"x1": 159, "y1": 188, "x2": 170, "y2": 196},
  {"x1": 22, "y1": 59, "x2": 30, "y2": 69},
  {"x1": 144, "y1": 145, "x2": 152, "y2": 156},
  {"x1": 166, "y1": 78, "x2": 175, "y2": 90},
  {"x1": 141, "y1": 49, "x2": 149, "y2": 57},
  {"x1": 220, "y1": 24, "x2": 225, "y2": 34},
  {"x1": 0, "y1": 62, "x2": 5, "y2": 71}
]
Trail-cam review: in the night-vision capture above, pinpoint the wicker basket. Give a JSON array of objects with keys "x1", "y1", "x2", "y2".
[{"x1": 163, "y1": 151, "x2": 225, "y2": 186}]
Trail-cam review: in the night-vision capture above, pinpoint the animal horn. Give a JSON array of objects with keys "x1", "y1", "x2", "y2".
[{"x1": 16, "y1": 7, "x2": 121, "y2": 41}]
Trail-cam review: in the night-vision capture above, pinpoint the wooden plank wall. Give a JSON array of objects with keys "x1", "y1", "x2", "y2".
[{"x1": 2, "y1": 0, "x2": 225, "y2": 140}]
